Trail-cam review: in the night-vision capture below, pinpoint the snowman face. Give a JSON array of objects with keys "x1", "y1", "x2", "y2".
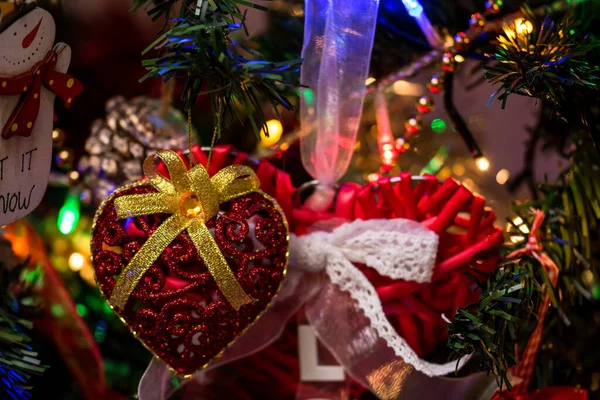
[{"x1": 0, "y1": 8, "x2": 55, "y2": 76}]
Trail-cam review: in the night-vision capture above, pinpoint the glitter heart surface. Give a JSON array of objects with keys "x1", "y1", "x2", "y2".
[{"x1": 92, "y1": 184, "x2": 289, "y2": 376}]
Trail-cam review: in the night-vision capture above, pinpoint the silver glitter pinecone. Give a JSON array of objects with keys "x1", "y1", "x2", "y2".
[{"x1": 78, "y1": 96, "x2": 189, "y2": 205}]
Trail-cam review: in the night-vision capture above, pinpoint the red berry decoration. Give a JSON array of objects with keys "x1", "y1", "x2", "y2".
[
  {"x1": 427, "y1": 75, "x2": 444, "y2": 93},
  {"x1": 416, "y1": 95, "x2": 434, "y2": 114},
  {"x1": 404, "y1": 115, "x2": 423, "y2": 135},
  {"x1": 91, "y1": 150, "x2": 289, "y2": 376}
]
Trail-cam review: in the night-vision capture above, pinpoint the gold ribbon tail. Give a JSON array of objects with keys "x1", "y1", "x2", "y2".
[
  {"x1": 114, "y1": 193, "x2": 173, "y2": 218},
  {"x1": 188, "y1": 220, "x2": 252, "y2": 310},
  {"x1": 109, "y1": 214, "x2": 191, "y2": 309}
]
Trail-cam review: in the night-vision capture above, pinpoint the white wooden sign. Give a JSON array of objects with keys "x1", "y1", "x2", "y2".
[{"x1": 0, "y1": 5, "x2": 75, "y2": 225}]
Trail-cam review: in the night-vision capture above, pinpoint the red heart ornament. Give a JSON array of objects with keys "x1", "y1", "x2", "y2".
[{"x1": 91, "y1": 159, "x2": 289, "y2": 376}]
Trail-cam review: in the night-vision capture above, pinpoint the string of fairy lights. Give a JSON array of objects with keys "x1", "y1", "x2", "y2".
[{"x1": 48, "y1": 0, "x2": 545, "y2": 287}]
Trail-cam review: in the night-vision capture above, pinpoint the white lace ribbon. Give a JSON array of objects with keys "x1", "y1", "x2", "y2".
[{"x1": 291, "y1": 218, "x2": 463, "y2": 376}]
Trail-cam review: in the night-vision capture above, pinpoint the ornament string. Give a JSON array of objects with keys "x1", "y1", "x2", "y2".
[
  {"x1": 108, "y1": 150, "x2": 261, "y2": 310},
  {"x1": 206, "y1": 100, "x2": 222, "y2": 171},
  {"x1": 187, "y1": 107, "x2": 193, "y2": 167},
  {"x1": 186, "y1": 80, "x2": 195, "y2": 167}
]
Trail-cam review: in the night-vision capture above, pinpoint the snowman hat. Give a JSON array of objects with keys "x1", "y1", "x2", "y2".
[{"x1": 0, "y1": 1, "x2": 36, "y2": 33}]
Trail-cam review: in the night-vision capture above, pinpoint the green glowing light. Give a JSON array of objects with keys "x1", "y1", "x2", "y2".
[
  {"x1": 58, "y1": 192, "x2": 80, "y2": 235},
  {"x1": 21, "y1": 265, "x2": 42, "y2": 286},
  {"x1": 76, "y1": 304, "x2": 88, "y2": 318},
  {"x1": 51, "y1": 304, "x2": 65, "y2": 318},
  {"x1": 593, "y1": 284, "x2": 600, "y2": 300},
  {"x1": 302, "y1": 88, "x2": 315, "y2": 105},
  {"x1": 420, "y1": 146, "x2": 449, "y2": 175},
  {"x1": 119, "y1": 364, "x2": 131, "y2": 375},
  {"x1": 431, "y1": 118, "x2": 447, "y2": 133}
]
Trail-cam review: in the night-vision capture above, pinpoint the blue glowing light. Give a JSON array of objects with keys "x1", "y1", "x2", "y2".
[{"x1": 402, "y1": 0, "x2": 423, "y2": 17}]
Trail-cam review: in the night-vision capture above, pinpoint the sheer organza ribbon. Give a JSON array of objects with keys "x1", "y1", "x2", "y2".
[
  {"x1": 299, "y1": 0, "x2": 380, "y2": 197},
  {"x1": 137, "y1": 218, "x2": 488, "y2": 400}
]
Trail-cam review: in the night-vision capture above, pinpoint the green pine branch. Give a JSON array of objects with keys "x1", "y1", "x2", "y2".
[
  {"x1": 449, "y1": 148, "x2": 600, "y2": 391},
  {"x1": 447, "y1": 260, "x2": 533, "y2": 391},
  {"x1": 132, "y1": 0, "x2": 301, "y2": 138},
  {"x1": 484, "y1": 5, "x2": 600, "y2": 119},
  {"x1": 0, "y1": 237, "x2": 46, "y2": 400}
]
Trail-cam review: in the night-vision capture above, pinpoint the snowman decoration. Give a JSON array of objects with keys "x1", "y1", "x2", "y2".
[{"x1": 0, "y1": 1, "x2": 82, "y2": 225}]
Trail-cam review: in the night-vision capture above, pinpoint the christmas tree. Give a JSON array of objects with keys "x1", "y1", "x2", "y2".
[{"x1": 0, "y1": 0, "x2": 598, "y2": 399}]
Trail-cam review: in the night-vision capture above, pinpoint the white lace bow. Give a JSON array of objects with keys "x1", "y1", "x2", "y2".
[{"x1": 290, "y1": 218, "x2": 463, "y2": 376}]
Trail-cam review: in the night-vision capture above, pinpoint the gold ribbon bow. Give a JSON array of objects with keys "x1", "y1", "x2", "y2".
[{"x1": 109, "y1": 150, "x2": 260, "y2": 311}]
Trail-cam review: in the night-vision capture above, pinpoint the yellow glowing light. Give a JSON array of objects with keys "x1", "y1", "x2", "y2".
[
  {"x1": 383, "y1": 150, "x2": 395, "y2": 164},
  {"x1": 510, "y1": 235, "x2": 525, "y2": 244},
  {"x1": 582, "y1": 270, "x2": 594, "y2": 285},
  {"x1": 454, "y1": 54, "x2": 465, "y2": 63},
  {"x1": 452, "y1": 164, "x2": 466, "y2": 177},
  {"x1": 512, "y1": 217, "x2": 524, "y2": 226},
  {"x1": 503, "y1": 27, "x2": 517, "y2": 41},
  {"x1": 80, "y1": 265, "x2": 95, "y2": 285},
  {"x1": 280, "y1": 142, "x2": 290, "y2": 151},
  {"x1": 438, "y1": 166, "x2": 452, "y2": 180},
  {"x1": 367, "y1": 173, "x2": 380, "y2": 182},
  {"x1": 291, "y1": 4, "x2": 304, "y2": 16},
  {"x1": 519, "y1": 224, "x2": 530, "y2": 234},
  {"x1": 68, "y1": 252, "x2": 85, "y2": 271},
  {"x1": 68, "y1": 170, "x2": 80, "y2": 181},
  {"x1": 392, "y1": 80, "x2": 423, "y2": 96},
  {"x1": 514, "y1": 18, "x2": 533, "y2": 35},
  {"x1": 475, "y1": 157, "x2": 490, "y2": 171},
  {"x1": 365, "y1": 77, "x2": 376, "y2": 86},
  {"x1": 444, "y1": 34, "x2": 455, "y2": 49},
  {"x1": 496, "y1": 169, "x2": 510, "y2": 185},
  {"x1": 260, "y1": 119, "x2": 283, "y2": 148},
  {"x1": 382, "y1": 143, "x2": 393, "y2": 151}
]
